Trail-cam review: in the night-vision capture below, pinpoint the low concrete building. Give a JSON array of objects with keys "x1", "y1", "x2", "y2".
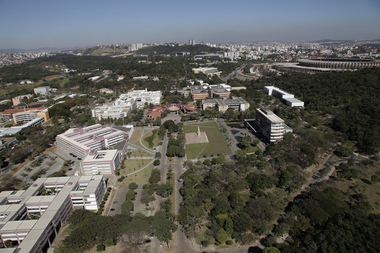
[
  {"x1": 264, "y1": 86, "x2": 304, "y2": 107},
  {"x1": 33, "y1": 86, "x2": 51, "y2": 96},
  {"x1": 202, "y1": 97, "x2": 250, "y2": 112},
  {"x1": 12, "y1": 94, "x2": 33, "y2": 106}
]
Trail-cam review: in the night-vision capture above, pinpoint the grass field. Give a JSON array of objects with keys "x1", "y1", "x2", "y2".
[
  {"x1": 184, "y1": 122, "x2": 231, "y2": 159},
  {"x1": 130, "y1": 128, "x2": 143, "y2": 145},
  {"x1": 120, "y1": 158, "x2": 154, "y2": 184},
  {"x1": 142, "y1": 130, "x2": 159, "y2": 150},
  {"x1": 128, "y1": 149, "x2": 153, "y2": 158}
]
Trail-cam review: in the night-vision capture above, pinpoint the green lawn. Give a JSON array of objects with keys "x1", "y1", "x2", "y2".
[
  {"x1": 128, "y1": 149, "x2": 153, "y2": 158},
  {"x1": 184, "y1": 122, "x2": 231, "y2": 159},
  {"x1": 142, "y1": 130, "x2": 159, "y2": 150}
]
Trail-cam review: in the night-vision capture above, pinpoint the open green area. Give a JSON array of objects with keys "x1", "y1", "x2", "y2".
[
  {"x1": 129, "y1": 128, "x2": 143, "y2": 145},
  {"x1": 119, "y1": 157, "x2": 154, "y2": 184},
  {"x1": 127, "y1": 149, "x2": 153, "y2": 158},
  {"x1": 184, "y1": 122, "x2": 231, "y2": 159},
  {"x1": 142, "y1": 129, "x2": 159, "y2": 149}
]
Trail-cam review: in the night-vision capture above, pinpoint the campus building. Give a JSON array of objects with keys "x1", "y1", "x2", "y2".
[
  {"x1": 56, "y1": 124, "x2": 130, "y2": 159},
  {"x1": 12, "y1": 109, "x2": 50, "y2": 124},
  {"x1": 80, "y1": 150, "x2": 122, "y2": 175},
  {"x1": 264, "y1": 86, "x2": 304, "y2": 107},
  {"x1": 146, "y1": 104, "x2": 198, "y2": 120},
  {"x1": 175, "y1": 84, "x2": 231, "y2": 100},
  {"x1": 192, "y1": 67, "x2": 222, "y2": 77},
  {"x1": 56, "y1": 124, "x2": 132, "y2": 175},
  {"x1": 202, "y1": 97, "x2": 250, "y2": 112},
  {"x1": 121, "y1": 89, "x2": 161, "y2": 108},
  {"x1": 0, "y1": 175, "x2": 106, "y2": 253},
  {"x1": 255, "y1": 108, "x2": 292, "y2": 142},
  {"x1": 33, "y1": 87, "x2": 51, "y2": 96},
  {"x1": 12, "y1": 94, "x2": 33, "y2": 106}
]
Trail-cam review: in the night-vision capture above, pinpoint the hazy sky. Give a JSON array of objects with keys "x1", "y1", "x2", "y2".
[{"x1": 1, "y1": 0, "x2": 380, "y2": 49}]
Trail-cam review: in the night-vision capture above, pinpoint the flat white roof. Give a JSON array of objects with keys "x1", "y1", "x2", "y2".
[{"x1": 83, "y1": 149, "x2": 118, "y2": 163}]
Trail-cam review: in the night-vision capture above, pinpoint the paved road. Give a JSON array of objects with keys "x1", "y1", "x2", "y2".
[{"x1": 151, "y1": 132, "x2": 169, "y2": 253}]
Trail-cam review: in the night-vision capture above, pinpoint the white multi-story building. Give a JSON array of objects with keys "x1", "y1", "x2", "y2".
[
  {"x1": 255, "y1": 108, "x2": 292, "y2": 142},
  {"x1": 224, "y1": 51, "x2": 240, "y2": 60},
  {"x1": 56, "y1": 124, "x2": 130, "y2": 159},
  {"x1": 81, "y1": 150, "x2": 122, "y2": 175},
  {"x1": 0, "y1": 175, "x2": 106, "y2": 253},
  {"x1": 264, "y1": 86, "x2": 304, "y2": 107},
  {"x1": 120, "y1": 89, "x2": 161, "y2": 108}
]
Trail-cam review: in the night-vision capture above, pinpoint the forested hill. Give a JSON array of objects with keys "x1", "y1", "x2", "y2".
[{"x1": 251, "y1": 67, "x2": 380, "y2": 154}]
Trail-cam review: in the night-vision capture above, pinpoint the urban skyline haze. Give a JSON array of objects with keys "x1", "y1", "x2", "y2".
[{"x1": 0, "y1": 0, "x2": 380, "y2": 50}]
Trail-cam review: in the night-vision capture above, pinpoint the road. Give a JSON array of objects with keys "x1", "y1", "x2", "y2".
[{"x1": 151, "y1": 131, "x2": 169, "y2": 253}]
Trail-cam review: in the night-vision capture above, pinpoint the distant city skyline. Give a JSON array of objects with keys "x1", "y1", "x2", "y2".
[{"x1": 0, "y1": 0, "x2": 379, "y2": 50}]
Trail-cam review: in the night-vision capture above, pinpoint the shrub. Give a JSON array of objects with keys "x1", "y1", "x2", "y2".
[
  {"x1": 96, "y1": 244, "x2": 105, "y2": 251},
  {"x1": 226, "y1": 240, "x2": 233, "y2": 245},
  {"x1": 129, "y1": 182, "x2": 138, "y2": 190},
  {"x1": 153, "y1": 160, "x2": 160, "y2": 166},
  {"x1": 371, "y1": 174, "x2": 380, "y2": 184}
]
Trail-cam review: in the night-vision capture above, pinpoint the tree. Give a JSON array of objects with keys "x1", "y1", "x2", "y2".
[
  {"x1": 125, "y1": 190, "x2": 135, "y2": 200},
  {"x1": 155, "y1": 152, "x2": 162, "y2": 159},
  {"x1": 129, "y1": 182, "x2": 138, "y2": 190},
  {"x1": 96, "y1": 244, "x2": 105, "y2": 252},
  {"x1": 153, "y1": 160, "x2": 160, "y2": 166},
  {"x1": 216, "y1": 228, "x2": 229, "y2": 244},
  {"x1": 263, "y1": 247, "x2": 281, "y2": 253},
  {"x1": 337, "y1": 146, "x2": 353, "y2": 157}
]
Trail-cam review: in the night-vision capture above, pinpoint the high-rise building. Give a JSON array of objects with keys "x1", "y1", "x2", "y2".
[
  {"x1": 188, "y1": 39, "x2": 195, "y2": 45},
  {"x1": 255, "y1": 108, "x2": 292, "y2": 142}
]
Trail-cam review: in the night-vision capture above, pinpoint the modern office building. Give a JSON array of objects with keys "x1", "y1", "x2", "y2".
[
  {"x1": 0, "y1": 175, "x2": 106, "y2": 253},
  {"x1": 202, "y1": 97, "x2": 250, "y2": 112},
  {"x1": 264, "y1": 86, "x2": 304, "y2": 107},
  {"x1": 255, "y1": 108, "x2": 292, "y2": 142}
]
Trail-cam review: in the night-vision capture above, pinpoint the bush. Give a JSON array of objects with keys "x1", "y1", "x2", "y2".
[
  {"x1": 96, "y1": 244, "x2": 105, "y2": 251},
  {"x1": 226, "y1": 240, "x2": 233, "y2": 245},
  {"x1": 371, "y1": 174, "x2": 380, "y2": 184},
  {"x1": 118, "y1": 175, "x2": 126, "y2": 182}
]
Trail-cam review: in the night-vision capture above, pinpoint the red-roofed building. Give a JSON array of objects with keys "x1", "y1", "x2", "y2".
[{"x1": 147, "y1": 104, "x2": 198, "y2": 120}]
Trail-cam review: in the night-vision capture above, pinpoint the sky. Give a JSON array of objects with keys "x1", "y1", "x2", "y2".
[{"x1": 0, "y1": 0, "x2": 380, "y2": 50}]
